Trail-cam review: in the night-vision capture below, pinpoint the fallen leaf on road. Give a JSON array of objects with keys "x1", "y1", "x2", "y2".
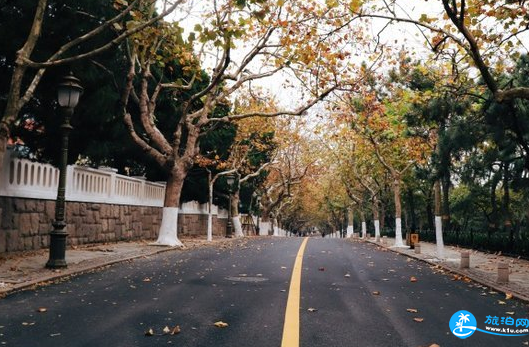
[
  {"x1": 281, "y1": 266, "x2": 287, "y2": 269},
  {"x1": 163, "y1": 326, "x2": 171, "y2": 335},
  {"x1": 506, "y1": 312, "x2": 515, "y2": 315},
  {"x1": 280, "y1": 289, "x2": 286, "y2": 292},
  {"x1": 308, "y1": 308, "x2": 318, "y2": 312},
  {"x1": 319, "y1": 267, "x2": 325, "y2": 271},
  {"x1": 413, "y1": 318, "x2": 424, "y2": 323},
  {"x1": 214, "y1": 321, "x2": 229, "y2": 328},
  {"x1": 171, "y1": 325, "x2": 181, "y2": 335},
  {"x1": 143, "y1": 278, "x2": 151, "y2": 282},
  {"x1": 344, "y1": 274, "x2": 351, "y2": 278},
  {"x1": 410, "y1": 277, "x2": 418, "y2": 282},
  {"x1": 37, "y1": 307, "x2": 47, "y2": 313},
  {"x1": 429, "y1": 344, "x2": 440, "y2": 347},
  {"x1": 372, "y1": 291, "x2": 381, "y2": 295},
  {"x1": 407, "y1": 308, "x2": 418, "y2": 313},
  {"x1": 145, "y1": 328, "x2": 154, "y2": 336},
  {"x1": 506, "y1": 293, "x2": 513, "y2": 300},
  {"x1": 498, "y1": 301, "x2": 507, "y2": 305}
]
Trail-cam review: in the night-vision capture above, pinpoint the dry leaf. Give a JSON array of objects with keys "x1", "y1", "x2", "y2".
[
  {"x1": 308, "y1": 308, "x2": 318, "y2": 312},
  {"x1": 318, "y1": 267, "x2": 325, "y2": 271},
  {"x1": 410, "y1": 277, "x2": 418, "y2": 282},
  {"x1": 498, "y1": 301, "x2": 507, "y2": 305},
  {"x1": 37, "y1": 307, "x2": 47, "y2": 313},
  {"x1": 506, "y1": 312, "x2": 515, "y2": 315},
  {"x1": 145, "y1": 328, "x2": 154, "y2": 336},
  {"x1": 506, "y1": 293, "x2": 513, "y2": 300},
  {"x1": 344, "y1": 274, "x2": 351, "y2": 278},
  {"x1": 406, "y1": 308, "x2": 418, "y2": 313},
  {"x1": 171, "y1": 325, "x2": 181, "y2": 335},
  {"x1": 214, "y1": 321, "x2": 229, "y2": 328},
  {"x1": 162, "y1": 326, "x2": 171, "y2": 335},
  {"x1": 372, "y1": 291, "x2": 381, "y2": 295},
  {"x1": 429, "y1": 344, "x2": 440, "y2": 347},
  {"x1": 143, "y1": 278, "x2": 151, "y2": 282},
  {"x1": 413, "y1": 318, "x2": 424, "y2": 323},
  {"x1": 281, "y1": 266, "x2": 287, "y2": 269}
]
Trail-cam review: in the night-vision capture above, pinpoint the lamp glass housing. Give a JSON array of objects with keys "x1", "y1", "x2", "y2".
[{"x1": 57, "y1": 73, "x2": 83, "y2": 108}]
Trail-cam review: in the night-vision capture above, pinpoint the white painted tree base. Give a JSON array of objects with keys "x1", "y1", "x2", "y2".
[
  {"x1": 152, "y1": 207, "x2": 183, "y2": 247},
  {"x1": 374, "y1": 220, "x2": 380, "y2": 242},
  {"x1": 392, "y1": 218, "x2": 407, "y2": 248},
  {"x1": 233, "y1": 215, "x2": 244, "y2": 237},
  {"x1": 346, "y1": 225, "x2": 354, "y2": 238},
  {"x1": 435, "y1": 216, "x2": 445, "y2": 259},
  {"x1": 259, "y1": 221, "x2": 271, "y2": 236},
  {"x1": 361, "y1": 222, "x2": 367, "y2": 239},
  {"x1": 207, "y1": 213, "x2": 213, "y2": 242}
]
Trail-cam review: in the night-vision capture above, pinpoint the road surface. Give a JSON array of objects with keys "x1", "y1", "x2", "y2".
[{"x1": 0, "y1": 238, "x2": 528, "y2": 346}]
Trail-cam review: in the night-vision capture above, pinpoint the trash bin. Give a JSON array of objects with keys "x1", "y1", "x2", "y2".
[{"x1": 410, "y1": 233, "x2": 419, "y2": 249}]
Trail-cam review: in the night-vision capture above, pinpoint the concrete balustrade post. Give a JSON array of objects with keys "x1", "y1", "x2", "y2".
[
  {"x1": 497, "y1": 262, "x2": 509, "y2": 283},
  {"x1": 460, "y1": 252, "x2": 470, "y2": 269}
]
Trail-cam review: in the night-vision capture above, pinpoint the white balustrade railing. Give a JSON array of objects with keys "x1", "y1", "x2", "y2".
[
  {"x1": 0, "y1": 150, "x2": 165, "y2": 207},
  {"x1": 0, "y1": 150, "x2": 232, "y2": 215}
]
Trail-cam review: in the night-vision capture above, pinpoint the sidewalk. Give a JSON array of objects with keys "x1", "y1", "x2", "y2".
[
  {"x1": 0, "y1": 237, "x2": 245, "y2": 298},
  {"x1": 366, "y1": 237, "x2": 529, "y2": 302}
]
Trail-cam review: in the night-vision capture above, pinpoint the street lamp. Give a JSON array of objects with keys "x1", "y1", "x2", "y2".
[
  {"x1": 225, "y1": 174, "x2": 235, "y2": 238},
  {"x1": 46, "y1": 72, "x2": 83, "y2": 269}
]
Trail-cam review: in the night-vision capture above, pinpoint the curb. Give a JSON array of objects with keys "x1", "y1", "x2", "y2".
[{"x1": 362, "y1": 239, "x2": 529, "y2": 303}]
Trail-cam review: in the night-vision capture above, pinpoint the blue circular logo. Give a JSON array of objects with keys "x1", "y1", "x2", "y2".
[{"x1": 449, "y1": 310, "x2": 477, "y2": 339}]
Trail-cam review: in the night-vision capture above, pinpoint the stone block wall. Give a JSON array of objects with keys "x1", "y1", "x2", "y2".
[
  {"x1": 178, "y1": 214, "x2": 227, "y2": 237},
  {"x1": 0, "y1": 196, "x2": 163, "y2": 253},
  {"x1": 0, "y1": 197, "x2": 228, "y2": 253}
]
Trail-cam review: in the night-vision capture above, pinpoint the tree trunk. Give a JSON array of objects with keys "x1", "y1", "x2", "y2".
[
  {"x1": 434, "y1": 180, "x2": 445, "y2": 259},
  {"x1": 207, "y1": 173, "x2": 214, "y2": 242},
  {"x1": 442, "y1": 173, "x2": 451, "y2": 229},
  {"x1": 380, "y1": 200, "x2": 386, "y2": 230},
  {"x1": 260, "y1": 205, "x2": 272, "y2": 236},
  {"x1": 346, "y1": 208, "x2": 354, "y2": 238},
  {"x1": 360, "y1": 211, "x2": 367, "y2": 239},
  {"x1": 372, "y1": 198, "x2": 381, "y2": 242},
  {"x1": 155, "y1": 169, "x2": 186, "y2": 246},
  {"x1": 407, "y1": 188, "x2": 417, "y2": 231},
  {"x1": 1, "y1": 0, "x2": 48, "y2": 166},
  {"x1": 503, "y1": 163, "x2": 513, "y2": 248},
  {"x1": 393, "y1": 177, "x2": 405, "y2": 247},
  {"x1": 232, "y1": 190, "x2": 244, "y2": 237}
]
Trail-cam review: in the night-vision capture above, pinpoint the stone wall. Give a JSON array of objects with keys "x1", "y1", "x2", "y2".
[
  {"x1": 178, "y1": 214, "x2": 227, "y2": 237},
  {"x1": 0, "y1": 197, "x2": 227, "y2": 253}
]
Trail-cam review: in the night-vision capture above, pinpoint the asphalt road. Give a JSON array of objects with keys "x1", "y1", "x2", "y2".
[{"x1": 0, "y1": 238, "x2": 528, "y2": 347}]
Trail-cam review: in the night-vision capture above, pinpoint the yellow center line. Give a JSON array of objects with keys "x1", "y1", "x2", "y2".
[{"x1": 281, "y1": 237, "x2": 309, "y2": 347}]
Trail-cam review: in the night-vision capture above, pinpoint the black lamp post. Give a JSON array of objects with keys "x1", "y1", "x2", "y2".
[
  {"x1": 46, "y1": 72, "x2": 83, "y2": 269},
  {"x1": 225, "y1": 174, "x2": 235, "y2": 238}
]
